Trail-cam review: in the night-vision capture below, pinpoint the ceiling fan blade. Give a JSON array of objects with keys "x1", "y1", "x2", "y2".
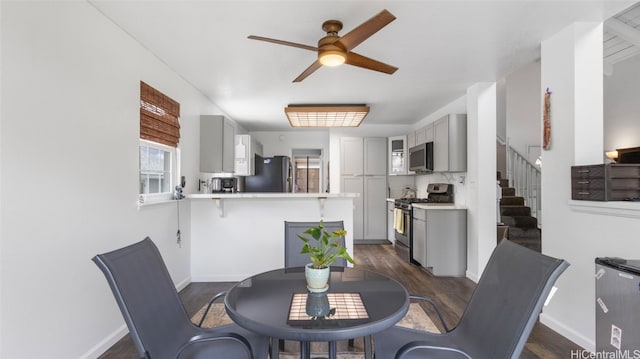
[
  {"x1": 293, "y1": 60, "x2": 323, "y2": 82},
  {"x1": 336, "y1": 9, "x2": 396, "y2": 51},
  {"x1": 345, "y1": 52, "x2": 397, "y2": 74},
  {"x1": 247, "y1": 35, "x2": 317, "y2": 52}
]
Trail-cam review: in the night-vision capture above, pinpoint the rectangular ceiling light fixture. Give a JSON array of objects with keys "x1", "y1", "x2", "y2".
[{"x1": 285, "y1": 105, "x2": 369, "y2": 128}]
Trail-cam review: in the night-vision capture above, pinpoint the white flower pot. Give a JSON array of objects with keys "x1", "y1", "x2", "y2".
[{"x1": 305, "y1": 263, "x2": 330, "y2": 292}]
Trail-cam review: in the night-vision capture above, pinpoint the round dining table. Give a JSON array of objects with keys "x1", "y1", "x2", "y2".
[{"x1": 224, "y1": 266, "x2": 410, "y2": 359}]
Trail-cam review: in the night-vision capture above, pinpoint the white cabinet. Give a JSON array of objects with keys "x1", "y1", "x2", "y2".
[
  {"x1": 364, "y1": 176, "x2": 388, "y2": 240},
  {"x1": 433, "y1": 114, "x2": 467, "y2": 172},
  {"x1": 412, "y1": 208, "x2": 427, "y2": 266},
  {"x1": 414, "y1": 124, "x2": 434, "y2": 145},
  {"x1": 407, "y1": 131, "x2": 416, "y2": 150},
  {"x1": 200, "y1": 115, "x2": 235, "y2": 173},
  {"x1": 340, "y1": 136, "x2": 387, "y2": 242},
  {"x1": 364, "y1": 137, "x2": 387, "y2": 175},
  {"x1": 387, "y1": 201, "x2": 395, "y2": 243},
  {"x1": 340, "y1": 137, "x2": 364, "y2": 175},
  {"x1": 388, "y1": 136, "x2": 408, "y2": 175},
  {"x1": 412, "y1": 207, "x2": 467, "y2": 276},
  {"x1": 234, "y1": 134, "x2": 263, "y2": 176}
]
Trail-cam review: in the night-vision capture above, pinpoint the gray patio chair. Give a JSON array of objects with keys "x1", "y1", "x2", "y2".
[
  {"x1": 283, "y1": 221, "x2": 353, "y2": 358},
  {"x1": 92, "y1": 237, "x2": 269, "y2": 359},
  {"x1": 374, "y1": 239, "x2": 570, "y2": 359}
]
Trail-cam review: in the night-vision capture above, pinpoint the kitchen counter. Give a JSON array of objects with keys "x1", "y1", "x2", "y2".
[
  {"x1": 189, "y1": 193, "x2": 357, "y2": 281},
  {"x1": 412, "y1": 203, "x2": 466, "y2": 210},
  {"x1": 385, "y1": 198, "x2": 465, "y2": 210},
  {"x1": 188, "y1": 193, "x2": 359, "y2": 199}
]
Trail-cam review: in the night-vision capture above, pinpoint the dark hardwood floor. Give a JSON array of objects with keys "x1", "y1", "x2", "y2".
[{"x1": 99, "y1": 243, "x2": 580, "y2": 358}]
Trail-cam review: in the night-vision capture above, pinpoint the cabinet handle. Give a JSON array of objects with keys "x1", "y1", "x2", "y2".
[
  {"x1": 578, "y1": 192, "x2": 590, "y2": 195},
  {"x1": 578, "y1": 170, "x2": 590, "y2": 173},
  {"x1": 578, "y1": 181, "x2": 589, "y2": 184}
]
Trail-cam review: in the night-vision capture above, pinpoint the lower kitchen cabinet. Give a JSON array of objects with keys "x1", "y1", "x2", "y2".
[
  {"x1": 412, "y1": 207, "x2": 467, "y2": 276},
  {"x1": 341, "y1": 175, "x2": 387, "y2": 242},
  {"x1": 387, "y1": 200, "x2": 395, "y2": 243}
]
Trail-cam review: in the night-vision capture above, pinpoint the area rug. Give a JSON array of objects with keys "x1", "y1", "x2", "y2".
[{"x1": 191, "y1": 301, "x2": 439, "y2": 358}]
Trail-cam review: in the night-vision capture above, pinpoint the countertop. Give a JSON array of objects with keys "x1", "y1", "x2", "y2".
[
  {"x1": 386, "y1": 198, "x2": 466, "y2": 210},
  {"x1": 187, "y1": 192, "x2": 359, "y2": 199}
]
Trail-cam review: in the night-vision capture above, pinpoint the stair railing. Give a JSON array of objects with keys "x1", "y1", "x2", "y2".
[{"x1": 504, "y1": 138, "x2": 542, "y2": 226}]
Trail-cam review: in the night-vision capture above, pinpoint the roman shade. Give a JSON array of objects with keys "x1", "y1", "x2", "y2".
[{"x1": 140, "y1": 81, "x2": 180, "y2": 147}]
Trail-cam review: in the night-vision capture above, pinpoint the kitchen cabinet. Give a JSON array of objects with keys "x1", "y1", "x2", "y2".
[
  {"x1": 388, "y1": 136, "x2": 408, "y2": 175},
  {"x1": 415, "y1": 124, "x2": 434, "y2": 146},
  {"x1": 340, "y1": 137, "x2": 364, "y2": 175},
  {"x1": 365, "y1": 137, "x2": 387, "y2": 175},
  {"x1": 433, "y1": 114, "x2": 467, "y2": 172},
  {"x1": 234, "y1": 134, "x2": 263, "y2": 176},
  {"x1": 412, "y1": 208, "x2": 427, "y2": 266},
  {"x1": 340, "y1": 136, "x2": 387, "y2": 242},
  {"x1": 200, "y1": 115, "x2": 235, "y2": 173},
  {"x1": 407, "y1": 131, "x2": 416, "y2": 150},
  {"x1": 387, "y1": 201, "x2": 395, "y2": 243},
  {"x1": 364, "y1": 176, "x2": 388, "y2": 240},
  {"x1": 412, "y1": 207, "x2": 467, "y2": 276}
]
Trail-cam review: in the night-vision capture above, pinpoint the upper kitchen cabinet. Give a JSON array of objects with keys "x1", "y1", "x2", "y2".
[
  {"x1": 340, "y1": 137, "x2": 386, "y2": 175},
  {"x1": 388, "y1": 135, "x2": 408, "y2": 175},
  {"x1": 433, "y1": 114, "x2": 467, "y2": 172},
  {"x1": 234, "y1": 134, "x2": 263, "y2": 176},
  {"x1": 415, "y1": 124, "x2": 434, "y2": 146},
  {"x1": 340, "y1": 137, "x2": 364, "y2": 175},
  {"x1": 364, "y1": 137, "x2": 387, "y2": 175},
  {"x1": 200, "y1": 115, "x2": 235, "y2": 173}
]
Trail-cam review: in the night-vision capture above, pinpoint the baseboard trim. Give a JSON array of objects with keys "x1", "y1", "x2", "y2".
[
  {"x1": 79, "y1": 325, "x2": 128, "y2": 359},
  {"x1": 540, "y1": 313, "x2": 594, "y2": 352},
  {"x1": 465, "y1": 270, "x2": 479, "y2": 283},
  {"x1": 80, "y1": 275, "x2": 192, "y2": 359}
]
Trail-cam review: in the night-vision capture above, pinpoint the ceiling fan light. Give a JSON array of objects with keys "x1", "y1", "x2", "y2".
[{"x1": 319, "y1": 51, "x2": 346, "y2": 67}]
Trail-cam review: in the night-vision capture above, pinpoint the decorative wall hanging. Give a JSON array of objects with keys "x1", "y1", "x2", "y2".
[{"x1": 543, "y1": 88, "x2": 552, "y2": 150}]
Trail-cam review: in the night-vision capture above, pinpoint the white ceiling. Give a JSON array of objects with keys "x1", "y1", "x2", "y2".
[{"x1": 90, "y1": 1, "x2": 637, "y2": 131}]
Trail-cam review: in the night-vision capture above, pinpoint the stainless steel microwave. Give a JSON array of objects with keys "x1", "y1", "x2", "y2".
[{"x1": 409, "y1": 142, "x2": 434, "y2": 172}]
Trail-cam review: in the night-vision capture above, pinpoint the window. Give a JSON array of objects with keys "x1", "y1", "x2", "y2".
[
  {"x1": 139, "y1": 82, "x2": 181, "y2": 203},
  {"x1": 139, "y1": 140, "x2": 175, "y2": 195}
]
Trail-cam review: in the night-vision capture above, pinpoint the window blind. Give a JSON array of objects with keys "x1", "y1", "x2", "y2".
[{"x1": 140, "y1": 81, "x2": 180, "y2": 147}]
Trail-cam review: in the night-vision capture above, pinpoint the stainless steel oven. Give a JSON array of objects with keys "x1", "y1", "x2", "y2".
[{"x1": 394, "y1": 200, "x2": 413, "y2": 262}]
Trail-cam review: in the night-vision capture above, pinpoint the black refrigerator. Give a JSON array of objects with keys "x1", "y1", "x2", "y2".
[{"x1": 244, "y1": 155, "x2": 292, "y2": 192}]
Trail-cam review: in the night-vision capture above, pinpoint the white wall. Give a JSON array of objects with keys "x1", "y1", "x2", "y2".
[
  {"x1": 465, "y1": 83, "x2": 498, "y2": 281},
  {"x1": 506, "y1": 61, "x2": 542, "y2": 164},
  {"x1": 538, "y1": 22, "x2": 640, "y2": 352},
  {"x1": 0, "y1": 2, "x2": 223, "y2": 358},
  {"x1": 604, "y1": 55, "x2": 640, "y2": 151}
]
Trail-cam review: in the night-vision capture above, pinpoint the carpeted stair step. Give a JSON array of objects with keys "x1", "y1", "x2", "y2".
[
  {"x1": 500, "y1": 205, "x2": 531, "y2": 217},
  {"x1": 500, "y1": 196, "x2": 525, "y2": 206},
  {"x1": 508, "y1": 227, "x2": 541, "y2": 252},
  {"x1": 501, "y1": 215, "x2": 538, "y2": 228},
  {"x1": 502, "y1": 187, "x2": 516, "y2": 196},
  {"x1": 499, "y1": 179, "x2": 509, "y2": 188}
]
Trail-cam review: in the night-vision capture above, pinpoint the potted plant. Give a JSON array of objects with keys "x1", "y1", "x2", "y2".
[{"x1": 298, "y1": 220, "x2": 355, "y2": 292}]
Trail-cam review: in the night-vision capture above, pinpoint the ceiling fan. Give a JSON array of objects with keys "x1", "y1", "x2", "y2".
[{"x1": 248, "y1": 9, "x2": 398, "y2": 82}]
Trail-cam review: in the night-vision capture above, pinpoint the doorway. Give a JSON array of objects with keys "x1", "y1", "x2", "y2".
[{"x1": 292, "y1": 149, "x2": 323, "y2": 193}]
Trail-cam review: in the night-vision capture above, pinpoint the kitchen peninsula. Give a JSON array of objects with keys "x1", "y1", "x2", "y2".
[{"x1": 187, "y1": 193, "x2": 358, "y2": 281}]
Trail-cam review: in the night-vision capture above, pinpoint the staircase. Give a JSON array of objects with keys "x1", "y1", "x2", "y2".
[{"x1": 498, "y1": 171, "x2": 541, "y2": 252}]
